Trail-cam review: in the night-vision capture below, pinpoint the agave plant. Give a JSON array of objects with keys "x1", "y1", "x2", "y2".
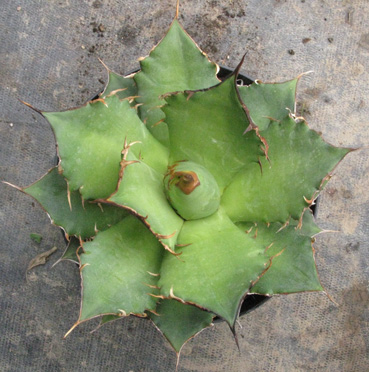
[{"x1": 7, "y1": 3, "x2": 350, "y2": 364}]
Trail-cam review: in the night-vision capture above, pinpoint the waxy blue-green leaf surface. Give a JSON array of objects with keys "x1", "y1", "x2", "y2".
[
  {"x1": 105, "y1": 150, "x2": 183, "y2": 252},
  {"x1": 102, "y1": 71, "x2": 138, "y2": 101},
  {"x1": 134, "y1": 19, "x2": 219, "y2": 145},
  {"x1": 150, "y1": 299, "x2": 214, "y2": 353},
  {"x1": 99, "y1": 314, "x2": 121, "y2": 327},
  {"x1": 237, "y1": 210, "x2": 323, "y2": 295},
  {"x1": 163, "y1": 75, "x2": 263, "y2": 191},
  {"x1": 221, "y1": 117, "x2": 350, "y2": 222},
  {"x1": 159, "y1": 208, "x2": 269, "y2": 326},
  {"x1": 238, "y1": 78, "x2": 298, "y2": 130},
  {"x1": 57, "y1": 237, "x2": 80, "y2": 265},
  {"x1": 23, "y1": 167, "x2": 127, "y2": 239},
  {"x1": 79, "y1": 216, "x2": 163, "y2": 321},
  {"x1": 44, "y1": 96, "x2": 168, "y2": 200}
]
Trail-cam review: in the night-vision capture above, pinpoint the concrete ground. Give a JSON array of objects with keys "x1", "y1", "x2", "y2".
[{"x1": 1, "y1": 1, "x2": 368, "y2": 371}]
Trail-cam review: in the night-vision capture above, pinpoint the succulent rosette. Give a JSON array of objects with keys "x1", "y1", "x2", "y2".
[{"x1": 9, "y1": 11, "x2": 350, "y2": 359}]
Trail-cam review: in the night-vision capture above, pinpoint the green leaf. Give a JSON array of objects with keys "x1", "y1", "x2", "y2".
[
  {"x1": 30, "y1": 233, "x2": 42, "y2": 244},
  {"x1": 158, "y1": 208, "x2": 269, "y2": 326},
  {"x1": 58, "y1": 237, "x2": 80, "y2": 264},
  {"x1": 44, "y1": 96, "x2": 168, "y2": 200},
  {"x1": 105, "y1": 150, "x2": 183, "y2": 253},
  {"x1": 78, "y1": 215, "x2": 164, "y2": 321},
  {"x1": 134, "y1": 19, "x2": 219, "y2": 145},
  {"x1": 149, "y1": 299, "x2": 214, "y2": 353},
  {"x1": 99, "y1": 315, "x2": 122, "y2": 327},
  {"x1": 102, "y1": 71, "x2": 138, "y2": 101},
  {"x1": 163, "y1": 75, "x2": 263, "y2": 191},
  {"x1": 238, "y1": 78, "x2": 298, "y2": 131},
  {"x1": 237, "y1": 210, "x2": 323, "y2": 295},
  {"x1": 221, "y1": 117, "x2": 351, "y2": 222},
  {"x1": 23, "y1": 168, "x2": 127, "y2": 239}
]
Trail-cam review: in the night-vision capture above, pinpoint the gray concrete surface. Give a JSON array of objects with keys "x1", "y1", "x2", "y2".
[{"x1": 1, "y1": 1, "x2": 368, "y2": 371}]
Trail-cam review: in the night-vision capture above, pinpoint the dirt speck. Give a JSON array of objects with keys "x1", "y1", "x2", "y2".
[
  {"x1": 345, "y1": 7, "x2": 354, "y2": 25},
  {"x1": 326, "y1": 188, "x2": 337, "y2": 196},
  {"x1": 323, "y1": 95, "x2": 332, "y2": 103},
  {"x1": 345, "y1": 242, "x2": 360, "y2": 252},
  {"x1": 342, "y1": 189, "x2": 353, "y2": 199},
  {"x1": 357, "y1": 100, "x2": 365, "y2": 109},
  {"x1": 304, "y1": 87, "x2": 322, "y2": 99},
  {"x1": 223, "y1": 8, "x2": 245, "y2": 18},
  {"x1": 92, "y1": 0, "x2": 102, "y2": 9},
  {"x1": 358, "y1": 33, "x2": 369, "y2": 50},
  {"x1": 91, "y1": 22, "x2": 105, "y2": 37},
  {"x1": 117, "y1": 25, "x2": 139, "y2": 46}
]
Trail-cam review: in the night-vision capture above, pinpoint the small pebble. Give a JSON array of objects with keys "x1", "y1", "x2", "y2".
[{"x1": 288, "y1": 49, "x2": 295, "y2": 55}]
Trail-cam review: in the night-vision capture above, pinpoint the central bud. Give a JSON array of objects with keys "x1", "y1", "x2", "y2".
[
  {"x1": 173, "y1": 171, "x2": 200, "y2": 195},
  {"x1": 164, "y1": 161, "x2": 220, "y2": 220}
]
